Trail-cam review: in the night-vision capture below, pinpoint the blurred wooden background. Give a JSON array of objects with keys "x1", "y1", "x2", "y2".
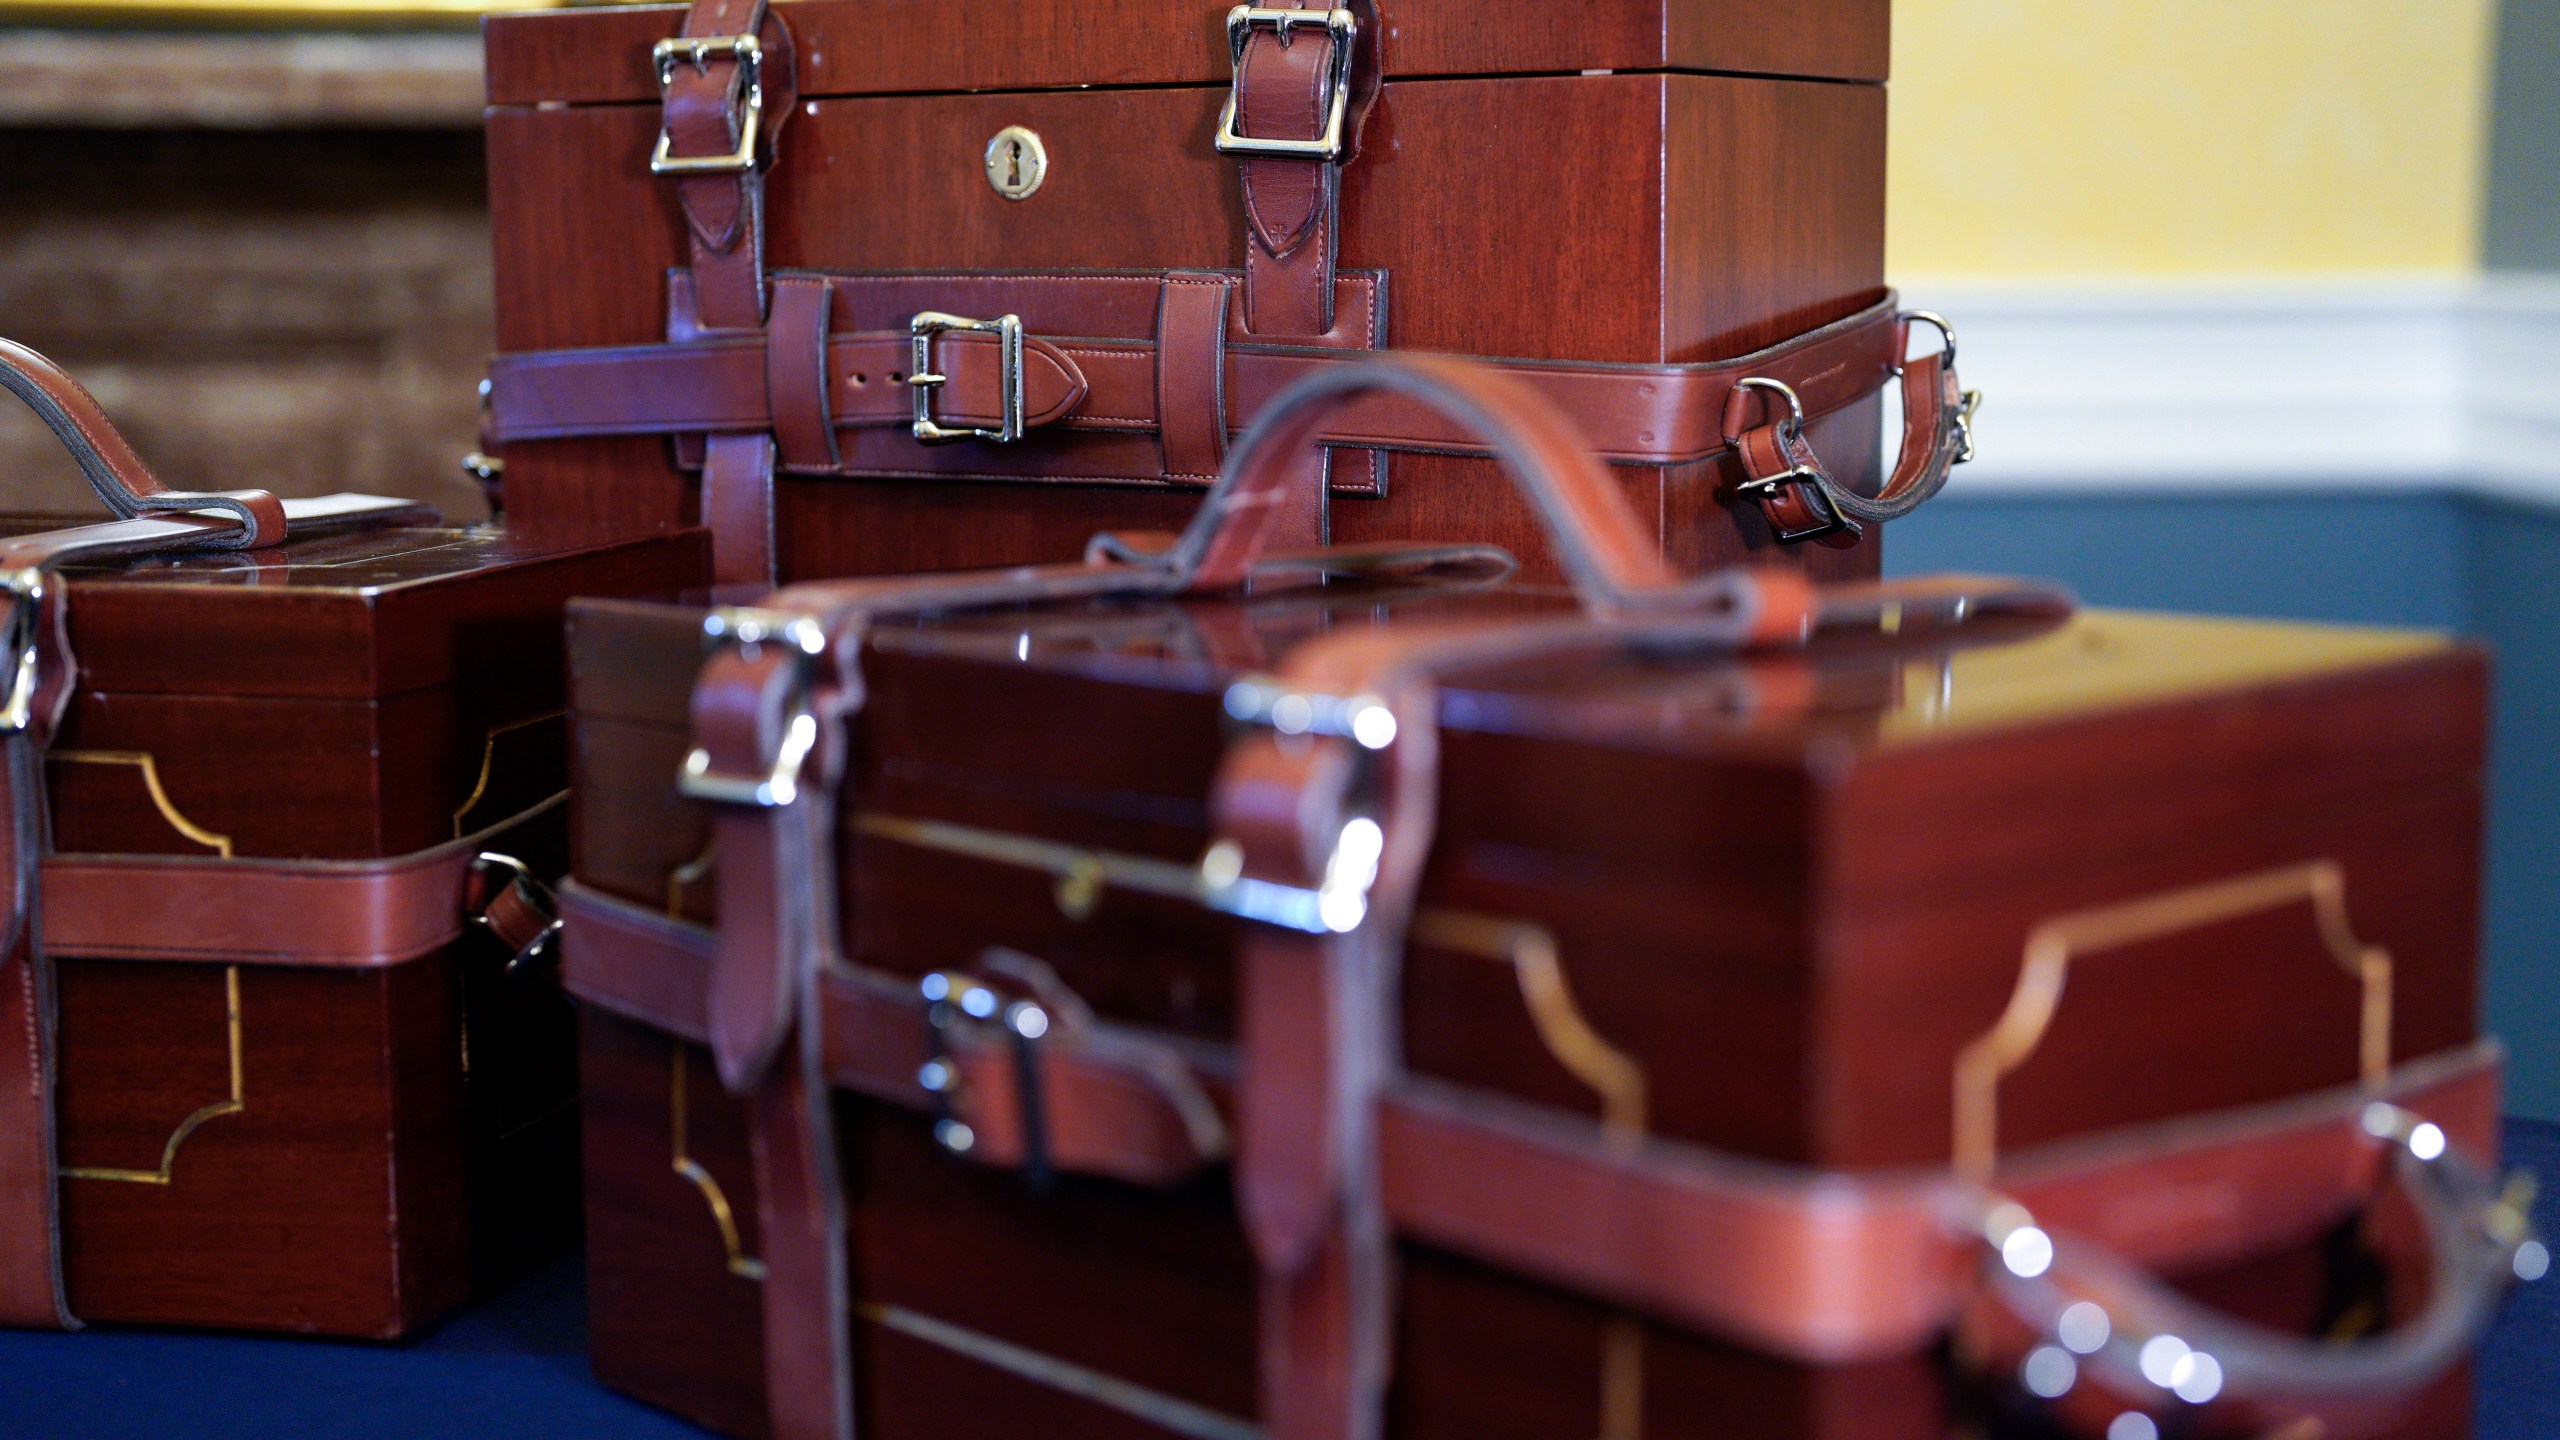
[{"x1": 0, "y1": 31, "x2": 493, "y2": 520}]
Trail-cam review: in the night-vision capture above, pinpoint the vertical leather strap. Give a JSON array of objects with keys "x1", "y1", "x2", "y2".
[
  {"x1": 658, "y1": 0, "x2": 797, "y2": 585},
  {"x1": 0, "y1": 668, "x2": 70, "y2": 1330},
  {"x1": 736, "y1": 785, "x2": 855, "y2": 1440},
  {"x1": 767, "y1": 276, "x2": 841, "y2": 474},
  {"x1": 663, "y1": 0, "x2": 775, "y2": 332},
  {"x1": 704, "y1": 434, "x2": 780, "y2": 586},
  {"x1": 1230, "y1": 0, "x2": 1371, "y2": 551},
  {"x1": 694, "y1": 595, "x2": 862, "y2": 1440},
  {"x1": 1156, "y1": 273, "x2": 1234, "y2": 482}
]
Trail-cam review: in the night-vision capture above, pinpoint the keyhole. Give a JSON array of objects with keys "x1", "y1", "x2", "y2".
[{"x1": 984, "y1": 126, "x2": 1046, "y2": 200}]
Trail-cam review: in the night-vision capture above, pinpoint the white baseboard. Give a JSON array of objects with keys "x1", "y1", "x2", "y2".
[{"x1": 1891, "y1": 275, "x2": 2560, "y2": 502}]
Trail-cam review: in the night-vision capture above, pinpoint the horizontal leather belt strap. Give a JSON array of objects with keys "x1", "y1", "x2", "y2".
[
  {"x1": 486, "y1": 293, "x2": 1903, "y2": 471},
  {"x1": 41, "y1": 794, "x2": 564, "y2": 968},
  {"x1": 1382, "y1": 1042, "x2": 2501, "y2": 1364},
  {"x1": 560, "y1": 879, "x2": 718, "y2": 1041},
  {"x1": 559, "y1": 883, "x2": 1228, "y2": 1186},
  {"x1": 555, "y1": 882, "x2": 2501, "y2": 1363}
]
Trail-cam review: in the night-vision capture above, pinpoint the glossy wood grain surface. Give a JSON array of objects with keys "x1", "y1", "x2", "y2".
[{"x1": 56, "y1": 947, "x2": 578, "y2": 1337}]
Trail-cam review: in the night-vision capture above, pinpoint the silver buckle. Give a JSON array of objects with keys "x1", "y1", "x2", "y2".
[
  {"x1": 467, "y1": 852, "x2": 565, "y2": 976},
  {"x1": 649, "y1": 33, "x2": 764, "y2": 176},
  {"x1": 908, "y1": 312, "x2": 1025, "y2": 445},
  {"x1": 677, "y1": 606, "x2": 829, "y2": 808},
  {"x1": 1213, "y1": 7, "x2": 1358, "y2": 161},
  {"x1": 0, "y1": 568, "x2": 46, "y2": 735},
  {"x1": 1899, "y1": 312, "x2": 1979, "y2": 464}
]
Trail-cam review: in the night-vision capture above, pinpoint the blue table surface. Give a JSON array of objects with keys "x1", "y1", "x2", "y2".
[{"x1": 6, "y1": 1121, "x2": 2557, "y2": 1439}]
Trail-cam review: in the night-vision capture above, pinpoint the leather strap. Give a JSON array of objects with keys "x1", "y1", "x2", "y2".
[
  {"x1": 484, "y1": 286, "x2": 1967, "y2": 525},
  {"x1": 0, "y1": 338, "x2": 285, "y2": 551},
  {"x1": 40, "y1": 795, "x2": 564, "y2": 968},
  {"x1": 0, "y1": 340, "x2": 431, "y2": 1334},
  {"x1": 1228, "y1": 0, "x2": 1380, "y2": 553},
  {"x1": 1157, "y1": 272, "x2": 1235, "y2": 481},
  {"x1": 554, "y1": 879, "x2": 2505, "y2": 1375},
  {"x1": 1723, "y1": 316, "x2": 1979, "y2": 548},
  {"x1": 560, "y1": 884, "x2": 1229, "y2": 1188},
  {"x1": 656, "y1": 0, "x2": 798, "y2": 587},
  {"x1": 767, "y1": 274, "x2": 841, "y2": 474}
]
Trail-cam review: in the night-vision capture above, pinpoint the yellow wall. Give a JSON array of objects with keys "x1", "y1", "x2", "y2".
[{"x1": 1887, "y1": 0, "x2": 2502, "y2": 278}]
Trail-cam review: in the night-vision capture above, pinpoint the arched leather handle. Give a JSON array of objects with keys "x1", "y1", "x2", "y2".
[
  {"x1": 1160, "y1": 353, "x2": 1702, "y2": 616},
  {"x1": 0, "y1": 338, "x2": 284, "y2": 550},
  {"x1": 1963, "y1": 1109, "x2": 2539, "y2": 1439}
]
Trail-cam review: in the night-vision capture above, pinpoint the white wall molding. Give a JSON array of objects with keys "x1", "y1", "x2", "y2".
[{"x1": 1892, "y1": 276, "x2": 2560, "y2": 501}]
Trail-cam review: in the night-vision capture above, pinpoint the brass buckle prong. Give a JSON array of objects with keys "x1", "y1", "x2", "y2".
[
  {"x1": 908, "y1": 311, "x2": 1026, "y2": 445},
  {"x1": 1213, "y1": 7, "x2": 1358, "y2": 161},
  {"x1": 648, "y1": 33, "x2": 765, "y2": 176}
]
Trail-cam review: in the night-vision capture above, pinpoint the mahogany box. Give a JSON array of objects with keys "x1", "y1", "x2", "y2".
[
  {"x1": 563, "y1": 568, "x2": 2493, "y2": 1437},
  {"x1": 479, "y1": 0, "x2": 1909, "y2": 583},
  {"x1": 38, "y1": 520, "x2": 702, "y2": 1338}
]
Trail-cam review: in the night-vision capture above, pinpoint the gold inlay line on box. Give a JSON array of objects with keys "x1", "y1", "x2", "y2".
[
  {"x1": 858, "y1": 1300, "x2": 1261, "y2": 1440},
  {"x1": 453, "y1": 709, "x2": 568, "y2": 838},
  {"x1": 1952, "y1": 859, "x2": 2391, "y2": 1186},
  {"x1": 63, "y1": 967, "x2": 245, "y2": 1185},
  {"x1": 853, "y1": 811, "x2": 1649, "y2": 1138},
  {"x1": 666, "y1": 839, "x2": 717, "y2": 920},
  {"x1": 671, "y1": 1046, "x2": 766, "y2": 1281},
  {"x1": 53, "y1": 750, "x2": 233, "y2": 857}
]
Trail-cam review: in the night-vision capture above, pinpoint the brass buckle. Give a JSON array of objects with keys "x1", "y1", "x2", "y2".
[
  {"x1": 677, "y1": 606, "x2": 828, "y2": 808},
  {"x1": 1213, "y1": 6, "x2": 1358, "y2": 161},
  {"x1": 908, "y1": 311, "x2": 1025, "y2": 445},
  {"x1": 0, "y1": 568, "x2": 47, "y2": 735},
  {"x1": 649, "y1": 33, "x2": 765, "y2": 176}
]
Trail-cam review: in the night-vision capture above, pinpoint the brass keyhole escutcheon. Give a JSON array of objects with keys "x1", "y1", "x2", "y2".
[{"x1": 984, "y1": 125, "x2": 1047, "y2": 201}]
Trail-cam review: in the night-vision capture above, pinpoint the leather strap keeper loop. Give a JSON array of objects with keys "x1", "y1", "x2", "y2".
[
  {"x1": 766, "y1": 274, "x2": 840, "y2": 472},
  {"x1": 1156, "y1": 272, "x2": 1234, "y2": 480}
]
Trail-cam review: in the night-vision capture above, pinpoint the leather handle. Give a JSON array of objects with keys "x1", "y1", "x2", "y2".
[
  {"x1": 1161, "y1": 353, "x2": 1690, "y2": 615},
  {"x1": 1964, "y1": 1115, "x2": 2537, "y2": 1439},
  {"x1": 0, "y1": 338, "x2": 285, "y2": 551}
]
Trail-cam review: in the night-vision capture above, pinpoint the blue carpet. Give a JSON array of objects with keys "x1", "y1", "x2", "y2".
[
  {"x1": 2, "y1": 1122, "x2": 2555, "y2": 1437},
  {"x1": 0, "y1": 1256, "x2": 715, "y2": 1439}
]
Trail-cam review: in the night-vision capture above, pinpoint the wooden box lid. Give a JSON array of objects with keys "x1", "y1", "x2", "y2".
[
  {"x1": 52, "y1": 523, "x2": 707, "y2": 702},
  {"x1": 483, "y1": 0, "x2": 1890, "y2": 108}
]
